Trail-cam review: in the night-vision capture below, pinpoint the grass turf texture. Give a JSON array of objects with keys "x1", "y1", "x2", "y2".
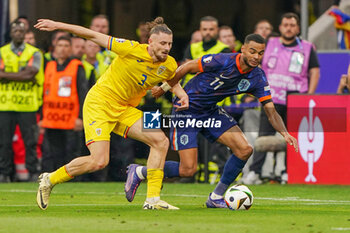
[{"x1": 0, "y1": 182, "x2": 350, "y2": 233}]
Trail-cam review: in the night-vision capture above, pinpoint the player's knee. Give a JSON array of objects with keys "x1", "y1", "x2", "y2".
[
  {"x1": 180, "y1": 166, "x2": 197, "y2": 177},
  {"x1": 150, "y1": 134, "x2": 169, "y2": 151},
  {"x1": 89, "y1": 155, "x2": 109, "y2": 172},
  {"x1": 235, "y1": 144, "x2": 253, "y2": 160}
]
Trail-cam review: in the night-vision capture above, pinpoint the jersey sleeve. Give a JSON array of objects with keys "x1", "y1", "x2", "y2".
[
  {"x1": 198, "y1": 54, "x2": 227, "y2": 73},
  {"x1": 107, "y1": 36, "x2": 139, "y2": 57},
  {"x1": 250, "y1": 70, "x2": 272, "y2": 105}
]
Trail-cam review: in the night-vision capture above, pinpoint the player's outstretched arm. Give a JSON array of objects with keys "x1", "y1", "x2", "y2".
[
  {"x1": 263, "y1": 102, "x2": 299, "y2": 152},
  {"x1": 152, "y1": 59, "x2": 201, "y2": 98},
  {"x1": 34, "y1": 19, "x2": 109, "y2": 49}
]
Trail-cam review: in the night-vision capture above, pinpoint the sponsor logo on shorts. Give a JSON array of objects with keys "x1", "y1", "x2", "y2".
[
  {"x1": 180, "y1": 135, "x2": 189, "y2": 145},
  {"x1": 96, "y1": 128, "x2": 102, "y2": 136}
]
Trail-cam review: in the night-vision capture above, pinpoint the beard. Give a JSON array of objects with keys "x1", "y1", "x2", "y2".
[
  {"x1": 243, "y1": 56, "x2": 258, "y2": 68},
  {"x1": 155, "y1": 53, "x2": 167, "y2": 62},
  {"x1": 281, "y1": 33, "x2": 296, "y2": 42}
]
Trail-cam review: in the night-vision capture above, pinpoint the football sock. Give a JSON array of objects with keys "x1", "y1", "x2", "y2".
[
  {"x1": 163, "y1": 161, "x2": 180, "y2": 178},
  {"x1": 136, "y1": 166, "x2": 146, "y2": 180},
  {"x1": 49, "y1": 166, "x2": 74, "y2": 185},
  {"x1": 213, "y1": 154, "x2": 246, "y2": 196},
  {"x1": 146, "y1": 169, "x2": 163, "y2": 201},
  {"x1": 138, "y1": 161, "x2": 180, "y2": 179}
]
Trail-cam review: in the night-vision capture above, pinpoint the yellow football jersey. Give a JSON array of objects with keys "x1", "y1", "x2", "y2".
[{"x1": 91, "y1": 36, "x2": 177, "y2": 107}]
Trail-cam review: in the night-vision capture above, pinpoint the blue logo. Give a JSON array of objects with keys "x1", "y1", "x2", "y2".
[
  {"x1": 238, "y1": 79, "x2": 250, "y2": 92},
  {"x1": 143, "y1": 110, "x2": 162, "y2": 129}
]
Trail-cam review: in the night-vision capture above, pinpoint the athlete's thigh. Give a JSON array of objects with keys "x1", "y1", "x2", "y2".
[
  {"x1": 201, "y1": 107, "x2": 237, "y2": 143},
  {"x1": 216, "y1": 125, "x2": 250, "y2": 154},
  {"x1": 83, "y1": 93, "x2": 119, "y2": 144},
  {"x1": 126, "y1": 118, "x2": 166, "y2": 147},
  {"x1": 87, "y1": 140, "x2": 110, "y2": 163}
]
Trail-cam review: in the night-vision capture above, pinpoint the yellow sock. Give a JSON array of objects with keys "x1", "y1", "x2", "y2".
[
  {"x1": 49, "y1": 166, "x2": 74, "y2": 185},
  {"x1": 147, "y1": 169, "x2": 164, "y2": 198}
]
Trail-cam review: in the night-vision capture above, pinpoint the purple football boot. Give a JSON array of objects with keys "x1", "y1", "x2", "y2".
[
  {"x1": 125, "y1": 164, "x2": 142, "y2": 202},
  {"x1": 205, "y1": 193, "x2": 228, "y2": 208}
]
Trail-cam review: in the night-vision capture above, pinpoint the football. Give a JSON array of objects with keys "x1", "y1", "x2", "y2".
[{"x1": 224, "y1": 184, "x2": 254, "y2": 210}]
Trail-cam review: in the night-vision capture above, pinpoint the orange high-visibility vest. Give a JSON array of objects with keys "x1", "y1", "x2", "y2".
[{"x1": 42, "y1": 59, "x2": 81, "y2": 130}]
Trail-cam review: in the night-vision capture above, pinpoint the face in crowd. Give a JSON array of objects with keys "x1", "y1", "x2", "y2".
[
  {"x1": 24, "y1": 31, "x2": 36, "y2": 46},
  {"x1": 71, "y1": 37, "x2": 85, "y2": 59},
  {"x1": 200, "y1": 20, "x2": 219, "y2": 43},
  {"x1": 84, "y1": 40, "x2": 100, "y2": 59},
  {"x1": 90, "y1": 17, "x2": 109, "y2": 34},
  {"x1": 55, "y1": 38, "x2": 72, "y2": 61},
  {"x1": 219, "y1": 28, "x2": 236, "y2": 50},
  {"x1": 10, "y1": 23, "x2": 26, "y2": 46},
  {"x1": 279, "y1": 17, "x2": 299, "y2": 42},
  {"x1": 254, "y1": 21, "x2": 273, "y2": 39}
]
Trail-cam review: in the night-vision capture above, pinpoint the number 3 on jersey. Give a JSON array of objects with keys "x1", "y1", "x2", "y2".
[
  {"x1": 210, "y1": 77, "x2": 224, "y2": 90},
  {"x1": 138, "y1": 74, "x2": 147, "y2": 86}
]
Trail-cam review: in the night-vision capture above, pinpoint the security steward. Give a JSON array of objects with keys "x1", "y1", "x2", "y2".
[
  {"x1": 0, "y1": 20, "x2": 44, "y2": 182},
  {"x1": 41, "y1": 36, "x2": 88, "y2": 172}
]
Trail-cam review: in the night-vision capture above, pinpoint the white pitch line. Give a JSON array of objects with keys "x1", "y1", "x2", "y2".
[
  {"x1": 331, "y1": 227, "x2": 350, "y2": 231},
  {"x1": 1, "y1": 189, "x2": 350, "y2": 204}
]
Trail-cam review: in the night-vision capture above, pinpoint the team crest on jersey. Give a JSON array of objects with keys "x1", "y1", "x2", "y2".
[
  {"x1": 238, "y1": 79, "x2": 250, "y2": 92},
  {"x1": 203, "y1": 56, "x2": 212, "y2": 63},
  {"x1": 115, "y1": 38, "x2": 125, "y2": 43},
  {"x1": 180, "y1": 135, "x2": 189, "y2": 145},
  {"x1": 157, "y1": 66, "x2": 166, "y2": 75}
]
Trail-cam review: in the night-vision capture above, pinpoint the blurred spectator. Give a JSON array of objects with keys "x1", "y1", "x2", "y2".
[
  {"x1": 44, "y1": 30, "x2": 70, "y2": 65},
  {"x1": 244, "y1": 13, "x2": 320, "y2": 185},
  {"x1": 254, "y1": 19, "x2": 273, "y2": 39},
  {"x1": 24, "y1": 30, "x2": 36, "y2": 46},
  {"x1": 337, "y1": 64, "x2": 350, "y2": 93},
  {"x1": 190, "y1": 30, "x2": 202, "y2": 44},
  {"x1": 4, "y1": 16, "x2": 30, "y2": 44},
  {"x1": 136, "y1": 21, "x2": 149, "y2": 44},
  {"x1": 13, "y1": 29, "x2": 43, "y2": 181},
  {"x1": 16, "y1": 16, "x2": 30, "y2": 32},
  {"x1": 71, "y1": 36, "x2": 85, "y2": 60},
  {"x1": 82, "y1": 40, "x2": 109, "y2": 87},
  {"x1": 182, "y1": 16, "x2": 231, "y2": 86},
  {"x1": 219, "y1": 25, "x2": 242, "y2": 52},
  {"x1": 41, "y1": 36, "x2": 88, "y2": 172},
  {"x1": 0, "y1": 20, "x2": 44, "y2": 182},
  {"x1": 89, "y1": 14, "x2": 116, "y2": 65}
]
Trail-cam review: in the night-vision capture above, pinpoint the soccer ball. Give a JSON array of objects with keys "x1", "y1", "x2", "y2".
[{"x1": 224, "y1": 184, "x2": 254, "y2": 210}]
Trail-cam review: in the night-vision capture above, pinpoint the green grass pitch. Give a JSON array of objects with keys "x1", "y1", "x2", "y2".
[{"x1": 0, "y1": 182, "x2": 350, "y2": 233}]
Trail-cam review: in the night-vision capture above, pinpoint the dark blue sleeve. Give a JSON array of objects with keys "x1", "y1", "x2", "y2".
[
  {"x1": 249, "y1": 70, "x2": 272, "y2": 103},
  {"x1": 200, "y1": 54, "x2": 228, "y2": 73}
]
